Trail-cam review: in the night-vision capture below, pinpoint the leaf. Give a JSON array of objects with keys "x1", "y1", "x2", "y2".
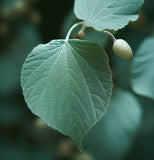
[
  {"x1": 131, "y1": 37, "x2": 154, "y2": 99},
  {"x1": 126, "y1": 97, "x2": 154, "y2": 160},
  {"x1": 21, "y1": 39, "x2": 112, "y2": 149},
  {"x1": 83, "y1": 88, "x2": 142, "y2": 160},
  {"x1": 74, "y1": 0, "x2": 144, "y2": 31}
]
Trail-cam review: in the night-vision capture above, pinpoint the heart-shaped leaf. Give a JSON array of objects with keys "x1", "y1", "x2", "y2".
[{"x1": 21, "y1": 39, "x2": 112, "y2": 149}]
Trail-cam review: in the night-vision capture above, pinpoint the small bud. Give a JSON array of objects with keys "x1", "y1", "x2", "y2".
[
  {"x1": 113, "y1": 39, "x2": 133, "y2": 60},
  {"x1": 75, "y1": 31, "x2": 86, "y2": 39}
]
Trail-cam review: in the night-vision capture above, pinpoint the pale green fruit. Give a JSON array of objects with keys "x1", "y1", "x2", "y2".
[{"x1": 113, "y1": 39, "x2": 133, "y2": 60}]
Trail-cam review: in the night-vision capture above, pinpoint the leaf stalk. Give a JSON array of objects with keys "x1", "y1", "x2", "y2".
[
  {"x1": 65, "y1": 21, "x2": 85, "y2": 41},
  {"x1": 103, "y1": 30, "x2": 116, "y2": 42}
]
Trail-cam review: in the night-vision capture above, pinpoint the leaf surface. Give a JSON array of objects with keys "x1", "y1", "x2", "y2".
[
  {"x1": 21, "y1": 39, "x2": 112, "y2": 148},
  {"x1": 74, "y1": 0, "x2": 144, "y2": 31},
  {"x1": 131, "y1": 37, "x2": 154, "y2": 99}
]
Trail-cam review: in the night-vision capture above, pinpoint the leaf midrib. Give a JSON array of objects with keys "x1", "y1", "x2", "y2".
[{"x1": 64, "y1": 42, "x2": 94, "y2": 137}]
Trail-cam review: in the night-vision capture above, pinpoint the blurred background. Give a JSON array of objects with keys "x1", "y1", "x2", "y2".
[{"x1": 0, "y1": 0, "x2": 154, "y2": 160}]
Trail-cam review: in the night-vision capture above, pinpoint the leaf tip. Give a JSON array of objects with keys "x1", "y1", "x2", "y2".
[{"x1": 77, "y1": 140, "x2": 83, "y2": 152}]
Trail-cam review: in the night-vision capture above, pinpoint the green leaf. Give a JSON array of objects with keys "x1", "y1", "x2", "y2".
[
  {"x1": 21, "y1": 39, "x2": 112, "y2": 149},
  {"x1": 131, "y1": 37, "x2": 154, "y2": 100},
  {"x1": 74, "y1": 0, "x2": 144, "y2": 31},
  {"x1": 126, "y1": 97, "x2": 154, "y2": 160},
  {"x1": 83, "y1": 88, "x2": 142, "y2": 160}
]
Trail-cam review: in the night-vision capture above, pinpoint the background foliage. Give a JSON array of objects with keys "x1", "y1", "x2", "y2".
[{"x1": 0, "y1": 0, "x2": 154, "y2": 160}]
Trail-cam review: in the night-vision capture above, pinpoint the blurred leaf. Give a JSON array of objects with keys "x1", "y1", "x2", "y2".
[
  {"x1": 83, "y1": 88, "x2": 142, "y2": 160},
  {"x1": 131, "y1": 36, "x2": 154, "y2": 99},
  {"x1": 21, "y1": 39, "x2": 112, "y2": 149},
  {"x1": 0, "y1": 22, "x2": 42, "y2": 94},
  {"x1": 126, "y1": 97, "x2": 154, "y2": 160},
  {"x1": 74, "y1": 0, "x2": 144, "y2": 31},
  {"x1": 112, "y1": 55, "x2": 131, "y2": 89},
  {"x1": 138, "y1": 97, "x2": 154, "y2": 133}
]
